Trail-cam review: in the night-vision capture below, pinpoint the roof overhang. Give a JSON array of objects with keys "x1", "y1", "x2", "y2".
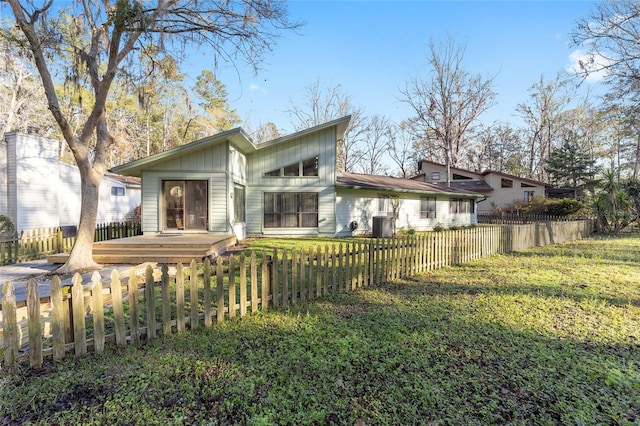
[{"x1": 110, "y1": 128, "x2": 253, "y2": 177}]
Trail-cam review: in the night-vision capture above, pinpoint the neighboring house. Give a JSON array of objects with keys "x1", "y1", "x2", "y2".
[
  {"x1": 111, "y1": 117, "x2": 483, "y2": 240},
  {"x1": 0, "y1": 132, "x2": 141, "y2": 234},
  {"x1": 412, "y1": 160, "x2": 548, "y2": 214}
]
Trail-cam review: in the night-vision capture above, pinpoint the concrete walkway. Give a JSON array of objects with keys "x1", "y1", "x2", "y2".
[{"x1": 0, "y1": 260, "x2": 137, "y2": 304}]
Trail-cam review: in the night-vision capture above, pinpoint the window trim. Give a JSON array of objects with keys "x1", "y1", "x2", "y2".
[
  {"x1": 111, "y1": 186, "x2": 125, "y2": 196},
  {"x1": 263, "y1": 156, "x2": 319, "y2": 178},
  {"x1": 420, "y1": 196, "x2": 436, "y2": 219},
  {"x1": 233, "y1": 184, "x2": 246, "y2": 223},
  {"x1": 263, "y1": 192, "x2": 319, "y2": 229}
]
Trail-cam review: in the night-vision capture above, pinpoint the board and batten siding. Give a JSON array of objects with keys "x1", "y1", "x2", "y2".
[
  {"x1": 141, "y1": 171, "x2": 228, "y2": 233},
  {"x1": 139, "y1": 141, "x2": 230, "y2": 233},
  {"x1": 245, "y1": 185, "x2": 335, "y2": 236},
  {"x1": 245, "y1": 127, "x2": 337, "y2": 236},
  {"x1": 335, "y1": 189, "x2": 476, "y2": 236}
]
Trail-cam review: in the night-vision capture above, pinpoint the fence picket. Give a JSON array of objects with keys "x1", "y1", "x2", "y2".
[
  {"x1": 176, "y1": 263, "x2": 185, "y2": 332},
  {"x1": 216, "y1": 256, "x2": 225, "y2": 322},
  {"x1": 161, "y1": 265, "x2": 171, "y2": 336},
  {"x1": 27, "y1": 279, "x2": 43, "y2": 368},
  {"x1": 129, "y1": 267, "x2": 140, "y2": 345},
  {"x1": 228, "y1": 255, "x2": 236, "y2": 319},
  {"x1": 204, "y1": 259, "x2": 212, "y2": 326},
  {"x1": 91, "y1": 272, "x2": 105, "y2": 353},
  {"x1": 50, "y1": 276, "x2": 66, "y2": 360},
  {"x1": 145, "y1": 265, "x2": 156, "y2": 339},
  {"x1": 251, "y1": 251, "x2": 258, "y2": 313},
  {"x1": 109, "y1": 270, "x2": 126, "y2": 346},
  {"x1": 190, "y1": 260, "x2": 199, "y2": 330},
  {"x1": 71, "y1": 274, "x2": 87, "y2": 357},
  {"x1": 240, "y1": 253, "x2": 247, "y2": 316}
]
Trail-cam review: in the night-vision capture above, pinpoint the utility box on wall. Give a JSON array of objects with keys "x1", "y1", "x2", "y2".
[{"x1": 372, "y1": 216, "x2": 393, "y2": 238}]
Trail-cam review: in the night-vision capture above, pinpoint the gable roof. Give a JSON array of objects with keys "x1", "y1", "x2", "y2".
[
  {"x1": 417, "y1": 159, "x2": 549, "y2": 187},
  {"x1": 111, "y1": 116, "x2": 352, "y2": 177},
  {"x1": 336, "y1": 172, "x2": 482, "y2": 197}
]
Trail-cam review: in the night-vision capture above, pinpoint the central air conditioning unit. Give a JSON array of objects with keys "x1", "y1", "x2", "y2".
[{"x1": 372, "y1": 216, "x2": 393, "y2": 238}]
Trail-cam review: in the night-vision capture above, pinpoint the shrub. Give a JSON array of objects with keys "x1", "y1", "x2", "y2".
[{"x1": 0, "y1": 215, "x2": 17, "y2": 239}]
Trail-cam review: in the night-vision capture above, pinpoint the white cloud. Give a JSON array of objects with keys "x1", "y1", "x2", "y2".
[
  {"x1": 249, "y1": 83, "x2": 268, "y2": 94},
  {"x1": 566, "y1": 49, "x2": 611, "y2": 83}
]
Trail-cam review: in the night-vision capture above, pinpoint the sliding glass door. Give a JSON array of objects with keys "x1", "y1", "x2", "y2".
[{"x1": 163, "y1": 180, "x2": 208, "y2": 231}]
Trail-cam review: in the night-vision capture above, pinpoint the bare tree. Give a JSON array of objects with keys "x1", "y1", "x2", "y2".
[
  {"x1": 0, "y1": 40, "x2": 52, "y2": 138},
  {"x1": 287, "y1": 78, "x2": 366, "y2": 172},
  {"x1": 400, "y1": 37, "x2": 496, "y2": 187},
  {"x1": 2, "y1": 0, "x2": 299, "y2": 273},
  {"x1": 251, "y1": 121, "x2": 282, "y2": 143},
  {"x1": 571, "y1": 0, "x2": 640, "y2": 91},
  {"x1": 516, "y1": 74, "x2": 572, "y2": 182},
  {"x1": 387, "y1": 121, "x2": 417, "y2": 178},
  {"x1": 357, "y1": 114, "x2": 390, "y2": 175}
]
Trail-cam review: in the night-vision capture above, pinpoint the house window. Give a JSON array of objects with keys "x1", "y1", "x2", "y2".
[
  {"x1": 420, "y1": 196, "x2": 436, "y2": 219},
  {"x1": 283, "y1": 162, "x2": 299, "y2": 176},
  {"x1": 452, "y1": 173, "x2": 472, "y2": 180},
  {"x1": 431, "y1": 172, "x2": 440, "y2": 180},
  {"x1": 234, "y1": 184, "x2": 246, "y2": 223},
  {"x1": 264, "y1": 192, "x2": 318, "y2": 228},
  {"x1": 378, "y1": 195, "x2": 393, "y2": 216},
  {"x1": 264, "y1": 156, "x2": 320, "y2": 177},
  {"x1": 521, "y1": 182, "x2": 535, "y2": 188},
  {"x1": 501, "y1": 178, "x2": 513, "y2": 188},
  {"x1": 302, "y1": 157, "x2": 319, "y2": 176},
  {"x1": 111, "y1": 186, "x2": 125, "y2": 196},
  {"x1": 449, "y1": 198, "x2": 474, "y2": 214},
  {"x1": 524, "y1": 191, "x2": 535, "y2": 202}
]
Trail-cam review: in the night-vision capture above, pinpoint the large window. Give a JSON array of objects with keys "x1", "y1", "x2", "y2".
[
  {"x1": 264, "y1": 156, "x2": 319, "y2": 177},
  {"x1": 264, "y1": 192, "x2": 318, "y2": 228},
  {"x1": 420, "y1": 196, "x2": 436, "y2": 219},
  {"x1": 234, "y1": 184, "x2": 245, "y2": 223},
  {"x1": 449, "y1": 198, "x2": 475, "y2": 214}
]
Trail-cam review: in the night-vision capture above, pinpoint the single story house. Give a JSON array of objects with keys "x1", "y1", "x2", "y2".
[
  {"x1": 111, "y1": 116, "x2": 483, "y2": 240},
  {"x1": 0, "y1": 132, "x2": 141, "y2": 233},
  {"x1": 412, "y1": 160, "x2": 549, "y2": 214}
]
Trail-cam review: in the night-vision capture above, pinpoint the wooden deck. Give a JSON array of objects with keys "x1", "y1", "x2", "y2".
[{"x1": 47, "y1": 234, "x2": 237, "y2": 264}]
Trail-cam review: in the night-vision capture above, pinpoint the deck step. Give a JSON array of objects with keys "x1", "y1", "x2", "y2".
[{"x1": 47, "y1": 235, "x2": 237, "y2": 264}]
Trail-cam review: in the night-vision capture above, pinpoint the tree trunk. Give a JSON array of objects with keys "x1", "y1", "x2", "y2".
[{"x1": 56, "y1": 168, "x2": 102, "y2": 273}]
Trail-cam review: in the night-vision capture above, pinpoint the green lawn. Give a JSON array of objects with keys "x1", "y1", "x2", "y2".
[{"x1": 1, "y1": 234, "x2": 639, "y2": 425}]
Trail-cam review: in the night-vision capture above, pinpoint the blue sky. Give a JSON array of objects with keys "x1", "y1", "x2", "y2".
[{"x1": 189, "y1": 1, "x2": 603, "y2": 134}]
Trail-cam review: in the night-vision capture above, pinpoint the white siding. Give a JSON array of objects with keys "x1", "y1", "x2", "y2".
[
  {"x1": 336, "y1": 189, "x2": 476, "y2": 236},
  {"x1": 0, "y1": 139, "x2": 8, "y2": 219},
  {"x1": 14, "y1": 133, "x2": 60, "y2": 231}
]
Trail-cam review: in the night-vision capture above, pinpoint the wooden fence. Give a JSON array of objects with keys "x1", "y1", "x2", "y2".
[
  {"x1": 1, "y1": 220, "x2": 593, "y2": 369},
  {"x1": 0, "y1": 221, "x2": 142, "y2": 266},
  {"x1": 477, "y1": 213, "x2": 578, "y2": 224}
]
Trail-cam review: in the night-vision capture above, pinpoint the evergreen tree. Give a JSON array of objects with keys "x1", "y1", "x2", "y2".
[{"x1": 545, "y1": 135, "x2": 596, "y2": 197}]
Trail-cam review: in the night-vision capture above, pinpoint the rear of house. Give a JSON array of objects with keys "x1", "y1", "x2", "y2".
[{"x1": 112, "y1": 117, "x2": 483, "y2": 240}]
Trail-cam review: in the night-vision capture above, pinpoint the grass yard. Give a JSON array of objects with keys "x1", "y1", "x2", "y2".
[{"x1": 1, "y1": 234, "x2": 639, "y2": 425}]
